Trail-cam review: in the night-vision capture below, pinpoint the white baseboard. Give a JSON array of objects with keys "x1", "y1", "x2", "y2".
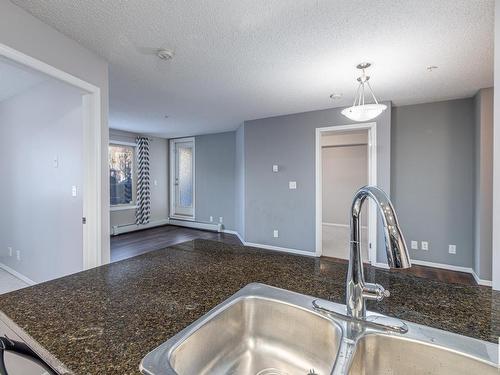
[
  {"x1": 373, "y1": 259, "x2": 492, "y2": 287},
  {"x1": 169, "y1": 219, "x2": 221, "y2": 232},
  {"x1": 0, "y1": 262, "x2": 36, "y2": 285},
  {"x1": 471, "y1": 270, "x2": 493, "y2": 287},
  {"x1": 222, "y1": 230, "x2": 245, "y2": 244},
  {"x1": 409, "y1": 259, "x2": 473, "y2": 273},
  {"x1": 243, "y1": 241, "x2": 318, "y2": 257},
  {"x1": 111, "y1": 218, "x2": 170, "y2": 235}
]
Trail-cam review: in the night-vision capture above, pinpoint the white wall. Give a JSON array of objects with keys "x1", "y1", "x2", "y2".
[
  {"x1": 474, "y1": 88, "x2": 494, "y2": 281},
  {"x1": 109, "y1": 129, "x2": 168, "y2": 229},
  {"x1": 493, "y1": 0, "x2": 500, "y2": 291},
  {"x1": 0, "y1": 0, "x2": 110, "y2": 265},
  {"x1": 0, "y1": 80, "x2": 84, "y2": 283}
]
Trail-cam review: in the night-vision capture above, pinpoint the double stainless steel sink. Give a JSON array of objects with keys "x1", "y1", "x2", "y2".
[{"x1": 140, "y1": 283, "x2": 499, "y2": 375}]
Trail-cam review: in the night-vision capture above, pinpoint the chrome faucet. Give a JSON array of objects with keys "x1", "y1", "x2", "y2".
[{"x1": 346, "y1": 186, "x2": 411, "y2": 320}]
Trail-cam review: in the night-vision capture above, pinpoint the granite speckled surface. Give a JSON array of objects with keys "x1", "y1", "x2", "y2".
[{"x1": 0, "y1": 239, "x2": 499, "y2": 374}]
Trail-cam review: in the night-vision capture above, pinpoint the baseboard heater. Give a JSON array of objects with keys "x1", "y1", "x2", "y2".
[
  {"x1": 168, "y1": 218, "x2": 222, "y2": 232},
  {"x1": 111, "y1": 219, "x2": 170, "y2": 236}
]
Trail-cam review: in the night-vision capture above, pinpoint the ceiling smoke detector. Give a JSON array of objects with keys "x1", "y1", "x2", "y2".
[
  {"x1": 330, "y1": 93, "x2": 343, "y2": 100},
  {"x1": 427, "y1": 65, "x2": 438, "y2": 72},
  {"x1": 157, "y1": 49, "x2": 174, "y2": 61}
]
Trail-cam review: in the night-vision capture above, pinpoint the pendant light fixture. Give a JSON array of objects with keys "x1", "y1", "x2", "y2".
[{"x1": 341, "y1": 62, "x2": 387, "y2": 122}]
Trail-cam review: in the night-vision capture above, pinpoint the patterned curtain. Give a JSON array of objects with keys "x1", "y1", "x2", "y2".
[{"x1": 135, "y1": 137, "x2": 151, "y2": 225}]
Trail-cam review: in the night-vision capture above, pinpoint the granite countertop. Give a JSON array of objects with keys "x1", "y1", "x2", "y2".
[{"x1": 0, "y1": 239, "x2": 499, "y2": 374}]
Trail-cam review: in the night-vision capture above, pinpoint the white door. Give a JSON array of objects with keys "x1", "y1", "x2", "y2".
[{"x1": 170, "y1": 138, "x2": 195, "y2": 219}]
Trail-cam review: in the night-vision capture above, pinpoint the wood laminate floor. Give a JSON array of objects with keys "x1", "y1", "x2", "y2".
[
  {"x1": 110, "y1": 225, "x2": 242, "y2": 262},
  {"x1": 111, "y1": 226, "x2": 477, "y2": 286}
]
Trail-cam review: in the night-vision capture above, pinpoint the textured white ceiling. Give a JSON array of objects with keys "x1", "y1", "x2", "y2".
[
  {"x1": 0, "y1": 56, "x2": 48, "y2": 102},
  {"x1": 11, "y1": 0, "x2": 494, "y2": 138}
]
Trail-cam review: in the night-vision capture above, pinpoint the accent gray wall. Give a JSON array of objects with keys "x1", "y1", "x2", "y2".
[
  {"x1": 474, "y1": 88, "x2": 494, "y2": 281},
  {"x1": 392, "y1": 99, "x2": 476, "y2": 268},
  {"x1": 0, "y1": 0, "x2": 110, "y2": 264},
  {"x1": 0, "y1": 80, "x2": 84, "y2": 283},
  {"x1": 195, "y1": 132, "x2": 236, "y2": 230},
  {"x1": 235, "y1": 124, "x2": 245, "y2": 237},
  {"x1": 109, "y1": 129, "x2": 168, "y2": 229},
  {"x1": 243, "y1": 103, "x2": 391, "y2": 256}
]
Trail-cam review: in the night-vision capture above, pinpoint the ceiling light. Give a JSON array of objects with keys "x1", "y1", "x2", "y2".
[
  {"x1": 157, "y1": 49, "x2": 174, "y2": 61},
  {"x1": 341, "y1": 62, "x2": 387, "y2": 122}
]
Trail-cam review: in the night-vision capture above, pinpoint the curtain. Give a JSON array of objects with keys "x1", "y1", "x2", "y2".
[{"x1": 135, "y1": 136, "x2": 151, "y2": 225}]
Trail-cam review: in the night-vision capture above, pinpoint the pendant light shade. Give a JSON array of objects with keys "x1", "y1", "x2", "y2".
[{"x1": 341, "y1": 63, "x2": 386, "y2": 122}]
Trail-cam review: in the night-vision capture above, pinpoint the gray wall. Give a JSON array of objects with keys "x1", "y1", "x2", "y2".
[
  {"x1": 392, "y1": 99, "x2": 476, "y2": 268},
  {"x1": 243, "y1": 103, "x2": 391, "y2": 256},
  {"x1": 474, "y1": 88, "x2": 493, "y2": 280},
  {"x1": 195, "y1": 132, "x2": 236, "y2": 230},
  {"x1": 0, "y1": 0, "x2": 110, "y2": 264},
  {"x1": 109, "y1": 129, "x2": 168, "y2": 228},
  {"x1": 235, "y1": 124, "x2": 245, "y2": 237},
  {"x1": 0, "y1": 80, "x2": 84, "y2": 283}
]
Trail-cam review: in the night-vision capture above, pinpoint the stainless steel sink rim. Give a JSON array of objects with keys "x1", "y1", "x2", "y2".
[{"x1": 140, "y1": 283, "x2": 499, "y2": 375}]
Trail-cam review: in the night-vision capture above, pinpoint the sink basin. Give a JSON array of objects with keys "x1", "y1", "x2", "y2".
[
  {"x1": 141, "y1": 284, "x2": 342, "y2": 375},
  {"x1": 171, "y1": 297, "x2": 341, "y2": 374},
  {"x1": 140, "y1": 283, "x2": 499, "y2": 375},
  {"x1": 348, "y1": 334, "x2": 498, "y2": 375}
]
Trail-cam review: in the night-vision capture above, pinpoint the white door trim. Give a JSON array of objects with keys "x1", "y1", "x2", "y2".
[
  {"x1": 0, "y1": 43, "x2": 102, "y2": 270},
  {"x1": 315, "y1": 122, "x2": 377, "y2": 263},
  {"x1": 169, "y1": 137, "x2": 196, "y2": 220}
]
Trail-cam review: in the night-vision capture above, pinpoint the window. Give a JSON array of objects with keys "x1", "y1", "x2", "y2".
[{"x1": 109, "y1": 143, "x2": 135, "y2": 206}]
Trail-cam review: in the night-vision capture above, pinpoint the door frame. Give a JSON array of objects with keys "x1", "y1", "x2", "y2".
[
  {"x1": 0, "y1": 43, "x2": 103, "y2": 270},
  {"x1": 169, "y1": 137, "x2": 196, "y2": 221},
  {"x1": 315, "y1": 122, "x2": 377, "y2": 263}
]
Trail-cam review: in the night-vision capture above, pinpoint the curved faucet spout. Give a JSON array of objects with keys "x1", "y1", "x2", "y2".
[{"x1": 347, "y1": 186, "x2": 411, "y2": 320}]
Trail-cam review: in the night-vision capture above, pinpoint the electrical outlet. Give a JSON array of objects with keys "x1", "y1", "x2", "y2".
[
  {"x1": 411, "y1": 241, "x2": 418, "y2": 250},
  {"x1": 449, "y1": 245, "x2": 456, "y2": 254},
  {"x1": 16, "y1": 250, "x2": 21, "y2": 261},
  {"x1": 209, "y1": 216, "x2": 213, "y2": 222},
  {"x1": 272, "y1": 165, "x2": 279, "y2": 172},
  {"x1": 53, "y1": 155, "x2": 59, "y2": 168},
  {"x1": 273, "y1": 230, "x2": 279, "y2": 238},
  {"x1": 8, "y1": 247, "x2": 12, "y2": 257},
  {"x1": 154, "y1": 179, "x2": 158, "y2": 186},
  {"x1": 72, "y1": 186, "x2": 77, "y2": 197},
  {"x1": 219, "y1": 217, "x2": 223, "y2": 224},
  {"x1": 421, "y1": 241, "x2": 429, "y2": 251},
  {"x1": 289, "y1": 181, "x2": 297, "y2": 189}
]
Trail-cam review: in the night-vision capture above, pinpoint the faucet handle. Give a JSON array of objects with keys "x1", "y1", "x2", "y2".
[{"x1": 363, "y1": 283, "x2": 390, "y2": 302}]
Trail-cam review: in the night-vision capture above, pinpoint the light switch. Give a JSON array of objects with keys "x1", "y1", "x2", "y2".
[
  {"x1": 449, "y1": 245, "x2": 456, "y2": 254},
  {"x1": 273, "y1": 230, "x2": 279, "y2": 238},
  {"x1": 154, "y1": 179, "x2": 158, "y2": 186},
  {"x1": 272, "y1": 165, "x2": 279, "y2": 172},
  {"x1": 289, "y1": 181, "x2": 297, "y2": 190},
  {"x1": 72, "y1": 186, "x2": 77, "y2": 197},
  {"x1": 53, "y1": 156, "x2": 59, "y2": 168}
]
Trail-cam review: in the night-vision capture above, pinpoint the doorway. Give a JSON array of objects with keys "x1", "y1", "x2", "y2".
[
  {"x1": 315, "y1": 123, "x2": 377, "y2": 263},
  {"x1": 170, "y1": 137, "x2": 195, "y2": 220},
  {"x1": 0, "y1": 43, "x2": 102, "y2": 286}
]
